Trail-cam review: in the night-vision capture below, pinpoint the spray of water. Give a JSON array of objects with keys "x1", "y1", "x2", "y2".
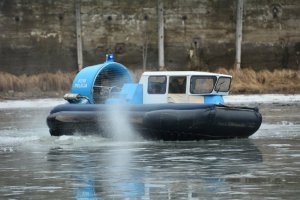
[
  {"x1": 101, "y1": 104, "x2": 144, "y2": 197},
  {"x1": 103, "y1": 104, "x2": 139, "y2": 141}
]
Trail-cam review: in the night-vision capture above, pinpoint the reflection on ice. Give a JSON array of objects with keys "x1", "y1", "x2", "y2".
[
  {"x1": 0, "y1": 95, "x2": 299, "y2": 199},
  {"x1": 0, "y1": 135, "x2": 299, "y2": 199},
  {"x1": 253, "y1": 123, "x2": 300, "y2": 139},
  {"x1": 42, "y1": 140, "x2": 264, "y2": 199}
]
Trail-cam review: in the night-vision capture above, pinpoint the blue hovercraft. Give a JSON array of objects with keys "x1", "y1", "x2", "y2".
[{"x1": 47, "y1": 54, "x2": 262, "y2": 140}]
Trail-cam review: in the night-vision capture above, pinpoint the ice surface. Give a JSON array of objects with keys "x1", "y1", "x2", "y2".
[
  {"x1": 224, "y1": 94, "x2": 300, "y2": 104},
  {"x1": 0, "y1": 94, "x2": 299, "y2": 109},
  {"x1": 0, "y1": 98, "x2": 65, "y2": 109}
]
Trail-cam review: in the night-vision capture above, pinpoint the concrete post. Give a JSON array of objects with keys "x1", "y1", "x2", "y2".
[
  {"x1": 234, "y1": 0, "x2": 244, "y2": 70},
  {"x1": 158, "y1": 0, "x2": 165, "y2": 71},
  {"x1": 76, "y1": 0, "x2": 83, "y2": 71}
]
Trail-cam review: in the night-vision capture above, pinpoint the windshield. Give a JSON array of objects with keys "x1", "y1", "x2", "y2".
[
  {"x1": 190, "y1": 76, "x2": 217, "y2": 94},
  {"x1": 215, "y1": 77, "x2": 231, "y2": 92}
]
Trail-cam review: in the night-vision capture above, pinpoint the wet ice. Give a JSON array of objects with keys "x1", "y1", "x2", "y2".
[{"x1": 0, "y1": 95, "x2": 299, "y2": 199}]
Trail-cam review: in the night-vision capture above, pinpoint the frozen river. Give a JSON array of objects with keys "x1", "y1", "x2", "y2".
[{"x1": 0, "y1": 95, "x2": 300, "y2": 199}]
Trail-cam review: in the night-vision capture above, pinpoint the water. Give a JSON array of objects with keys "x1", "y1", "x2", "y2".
[{"x1": 0, "y1": 95, "x2": 299, "y2": 199}]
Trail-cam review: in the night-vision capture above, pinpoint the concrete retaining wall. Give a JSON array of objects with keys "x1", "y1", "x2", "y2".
[{"x1": 0, "y1": 0, "x2": 299, "y2": 74}]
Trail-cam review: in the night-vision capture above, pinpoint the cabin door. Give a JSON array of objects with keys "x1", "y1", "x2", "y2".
[
  {"x1": 143, "y1": 75, "x2": 167, "y2": 104},
  {"x1": 167, "y1": 76, "x2": 187, "y2": 103}
]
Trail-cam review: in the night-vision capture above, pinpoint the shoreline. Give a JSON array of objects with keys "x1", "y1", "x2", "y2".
[
  {"x1": 0, "y1": 91, "x2": 66, "y2": 101},
  {"x1": 1, "y1": 69, "x2": 299, "y2": 100},
  {"x1": 1, "y1": 94, "x2": 299, "y2": 109},
  {"x1": 1, "y1": 90, "x2": 299, "y2": 101}
]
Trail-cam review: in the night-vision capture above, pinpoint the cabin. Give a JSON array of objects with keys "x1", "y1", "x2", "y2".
[
  {"x1": 139, "y1": 71, "x2": 231, "y2": 104},
  {"x1": 64, "y1": 56, "x2": 232, "y2": 105}
]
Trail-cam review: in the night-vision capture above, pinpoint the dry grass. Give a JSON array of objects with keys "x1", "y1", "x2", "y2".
[
  {"x1": 0, "y1": 71, "x2": 75, "y2": 99},
  {"x1": 0, "y1": 69, "x2": 299, "y2": 99},
  {"x1": 215, "y1": 68, "x2": 300, "y2": 94}
]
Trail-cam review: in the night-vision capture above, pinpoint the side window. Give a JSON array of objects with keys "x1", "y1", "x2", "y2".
[
  {"x1": 169, "y1": 76, "x2": 186, "y2": 94},
  {"x1": 148, "y1": 76, "x2": 167, "y2": 94},
  {"x1": 190, "y1": 76, "x2": 217, "y2": 94},
  {"x1": 215, "y1": 77, "x2": 231, "y2": 92}
]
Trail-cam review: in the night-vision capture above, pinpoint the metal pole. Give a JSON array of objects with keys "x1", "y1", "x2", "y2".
[
  {"x1": 158, "y1": 0, "x2": 165, "y2": 71},
  {"x1": 234, "y1": 0, "x2": 243, "y2": 70},
  {"x1": 76, "y1": 0, "x2": 83, "y2": 71}
]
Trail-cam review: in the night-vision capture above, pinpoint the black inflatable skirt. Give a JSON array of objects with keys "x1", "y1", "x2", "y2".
[{"x1": 47, "y1": 103, "x2": 262, "y2": 140}]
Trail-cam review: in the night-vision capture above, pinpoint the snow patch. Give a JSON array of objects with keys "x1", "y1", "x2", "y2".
[
  {"x1": 0, "y1": 98, "x2": 65, "y2": 109},
  {"x1": 0, "y1": 95, "x2": 299, "y2": 109},
  {"x1": 224, "y1": 94, "x2": 300, "y2": 104}
]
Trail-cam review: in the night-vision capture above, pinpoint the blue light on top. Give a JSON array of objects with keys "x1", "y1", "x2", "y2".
[{"x1": 106, "y1": 54, "x2": 114, "y2": 62}]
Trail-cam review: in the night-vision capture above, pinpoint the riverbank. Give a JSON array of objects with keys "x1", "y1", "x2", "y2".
[
  {"x1": 215, "y1": 68, "x2": 300, "y2": 94},
  {"x1": 0, "y1": 71, "x2": 75, "y2": 100},
  {"x1": 1, "y1": 94, "x2": 299, "y2": 108},
  {"x1": 0, "y1": 69, "x2": 299, "y2": 100}
]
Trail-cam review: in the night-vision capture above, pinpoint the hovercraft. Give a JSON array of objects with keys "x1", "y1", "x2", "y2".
[{"x1": 47, "y1": 54, "x2": 262, "y2": 140}]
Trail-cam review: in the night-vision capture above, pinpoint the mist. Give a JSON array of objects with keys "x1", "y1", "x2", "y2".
[{"x1": 103, "y1": 104, "x2": 139, "y2": 141}]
